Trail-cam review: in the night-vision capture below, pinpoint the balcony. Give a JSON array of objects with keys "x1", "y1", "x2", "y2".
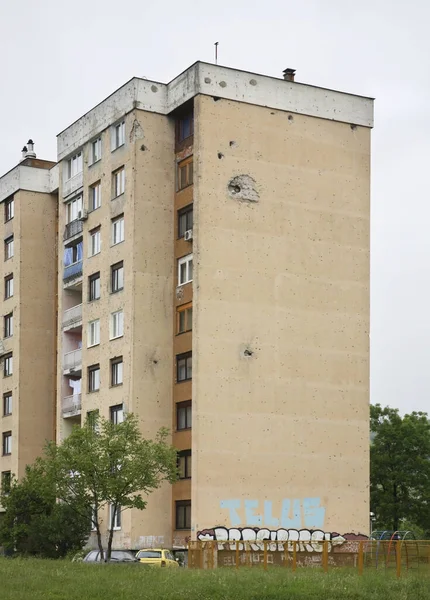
[
  {"x1": 64, "y1": 219, "x2": 83, "y2": 241},
  {"x1": 63, "y1": 349, "x2": 82, "y2": 374},
  {"x1": 62, "y1": 394, "x2": 82, "y2": 417},
  {"x1": 64, "y1": 261, "x2": 83, "y2": 283},
  {"x1": 63, "y1": 304, "x2": 82, "y2": 330},
  {"x1": 63, "y1": 172, "x2": 83, "y2": 198}
]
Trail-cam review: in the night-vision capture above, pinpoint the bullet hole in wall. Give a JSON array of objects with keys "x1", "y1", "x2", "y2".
[
  {"x1": 229, "y1": 183, "x2": 241, "y2": 193},
  {"x1": 151, "y1": 85, "x2": 158, "y2": 93},
  {"x1": 288, "y1": 115, "x2": 294, "y2": 121},
  {"x1": 219, "y1": 81, "x2": 227, "y2": 88},
  {"x1": 229, "y1": 141, "x2": 236, "y2": 147},
  {"x1": 218, "y1": 152, "x2": 224, "y2": 159},
  {"x1": 213, "y1": 96, "x2": 221, "y2": 102},
  {"x1": 140, "y1": 144, "x2": 147, "y2": 151},
  {"x1": 204, "y1": 77, "x2": 212, "y2": 84},
  {"x1": 350, "y1": 124, "x2": 357, "y2": 131},
  {"x1": 249, "y1": 79, "x2": 257, "y2": 86},
  {"x1": 243, "y1": 348, "x2": 253, "y2": 357}
]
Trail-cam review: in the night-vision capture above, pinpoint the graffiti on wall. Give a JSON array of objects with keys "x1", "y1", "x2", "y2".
[{"x1": 196, "y1": 498, "x2": 367, "y2": 553}]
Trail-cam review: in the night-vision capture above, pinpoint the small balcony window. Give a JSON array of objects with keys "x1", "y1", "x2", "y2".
[
  {"x1": 177, "y1": 352, "x2": 192, "y2": 382},
  {"x1": 4, "y1": 197, "x2": 14, "y2": 222},
  {"x1": 111, "y1": 122, "x2": 125, "y2": 151},
  {"x1": 110, "y1": 357, "x2": 123, "y2": 387},
  {"x1": 177, "y1": 400, "x2": 191, "y2": 430},
  {"x1": 4, "y1": 274, "x2": 13, "y2": 299},
  {"x1": 177, "y1": 157, "x2": 193, "y2": 191},
  {"x1": 178, "y1": 205, "x2": 193, "y2": 239},
  {"x1": 90, "y1": 138, "x2": 102, "y2": 165},
  {"x1": 175, "y1": 500, "x2": 191, "y2": 530},
  {"x1": 2, "y1": 431, "x2": 12, "y2": 456},
  {"x1": 4, "y1": 236, "x2": 13, "y2": 260},
  {"x1": 177, "y1": 450, "x2": 192, "y2": 479},
  {"x1": 4, "y1": 313, "x2": 13, "y2": 338},
  {"x1": 178, "y1": 254, "x2": 193, "y2": 286}
]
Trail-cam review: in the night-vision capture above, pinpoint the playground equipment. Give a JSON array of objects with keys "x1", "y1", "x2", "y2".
[{"x1": 366, "y1": 530, "x2": 420, "y2": 570}]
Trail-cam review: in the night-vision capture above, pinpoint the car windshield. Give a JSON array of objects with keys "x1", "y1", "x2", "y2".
[{"x1": 137, "y1": 550, "x2": 162, "y2": 559}]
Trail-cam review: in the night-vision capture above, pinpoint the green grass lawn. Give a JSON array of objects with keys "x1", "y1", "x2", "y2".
[{"x1": 0, "y1": 558, "x2": 429, "y2": 600}]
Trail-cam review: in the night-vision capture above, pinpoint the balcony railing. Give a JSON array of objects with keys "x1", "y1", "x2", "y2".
[
  {"x1": 64, "y1": 219, "x2": 83, "y2": 241},
  {"x1": 62, "y1": 304, "x2": 82, "y2": 328},
  {"x1": 62, "y1": 394, "x2": 82, "y2": 416},
  {"x1": 63, "y1": 261, "x2": 83, "y2": 282},
  {"x1": 63, "y1": 172, "x2": 83, "y2": 198},
  {"x1": 64, "y1": 349, "x2": 82, "y2": 371}
]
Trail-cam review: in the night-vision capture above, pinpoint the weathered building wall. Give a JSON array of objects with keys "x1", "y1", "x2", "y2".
[{"x1": 192, "y1": 95, "x2": 370, "y2": 541}]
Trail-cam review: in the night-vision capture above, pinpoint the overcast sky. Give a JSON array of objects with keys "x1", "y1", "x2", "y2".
[{"x1": 0, "y1": 0, "x2": 428, "y2": 415}]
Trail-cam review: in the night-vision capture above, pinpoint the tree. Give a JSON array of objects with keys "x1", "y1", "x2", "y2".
[
  {"x1": 0, "y1": 459, "x2": 90, "y2": 558},
  {"x1": 370, "y1": 404, "x2": 430, "y2": 534},
  {"x1": 45, "y1": 413, "x2": 178, "y2": 561}
]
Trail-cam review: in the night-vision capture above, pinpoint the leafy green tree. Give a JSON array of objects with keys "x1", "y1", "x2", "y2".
[
  {"x1": 0, "y1": 459, "x2": 90, "y2": 557},
  {"x1": 46, "y1": 413, "x2": 178, "y2": 561},
  {"x1": 370, "y1": 404, "x2": 430, "y2": 534}
]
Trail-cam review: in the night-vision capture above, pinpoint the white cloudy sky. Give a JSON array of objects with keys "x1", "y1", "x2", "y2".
[{"x1": 0, "y1": 0, "x2": 428, "y2": 415}]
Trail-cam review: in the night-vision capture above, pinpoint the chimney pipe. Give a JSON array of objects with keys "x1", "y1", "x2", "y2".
[
  {"x1": 283, "y1": 68, "x2": 296, "y2": 82},
  {"x1": 25, "y1": 139, "x2": 36, "y2": 159},
  {"x1": 21, "y1": 146, "x2": 28, "y2": 160}
]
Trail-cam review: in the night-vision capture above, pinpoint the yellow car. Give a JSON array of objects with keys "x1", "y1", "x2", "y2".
[{"x1": 135, "y1": 548, "x2": 179, "y2": 567}]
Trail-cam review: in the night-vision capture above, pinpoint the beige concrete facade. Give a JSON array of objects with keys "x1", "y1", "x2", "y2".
[
  {"x1": 0, "y1": 159, "x2": 57, "y2": 508},
  {"x1": 0, "y1": 62, "x2": 373, "y2": 549}
]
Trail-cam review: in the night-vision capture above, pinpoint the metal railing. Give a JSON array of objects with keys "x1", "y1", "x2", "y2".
[
  {"x1": 62, "y1": 394, "x2": 82, "y2": 416},
  {"x1": 64, "y1": 219, "x2": 83, "y2": 241},
  {"x1": 63, "y1": 349, "x2": 82, "y2": 371},
  {"x1": 187, "y1": 540, "x2": 430, "y2": 577},
  {"x1": 63, "y1": 261, "x2": 83, "y2": 282},
  {"x1": 62, "y1": 304, "x2": 82, "y2": 328}
]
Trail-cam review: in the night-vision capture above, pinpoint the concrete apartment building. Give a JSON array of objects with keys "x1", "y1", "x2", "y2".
[
  {"x1": 0, "y1": 146, "x2": 58, "y2": 505},
  {"x1": 1, "y1": 62, "x2": 373, "y2": 550}
]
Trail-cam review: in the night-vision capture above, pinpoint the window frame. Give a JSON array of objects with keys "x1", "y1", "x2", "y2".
[
  {"x1": 66, "y1": 195, "x2": 83, "y2": 223},
  {"x1": 112, "y1": 121, "x2": 125, "y2": 151},
  {"x1": 177, "y1": 254, "x2": 193, "y2": 286},
  {"x1": 3, "y1": 353, "x2": 12, "y2": 377},
  {"x1": 88, "y1": 364, "x2": 100, "y2": 393},
  {"x1": 111, "y1": 261, "x2": 124, "y2": 293},
  {"x1": 4, "y1": 274, "x2": 13, "y2": 299},
  {"x1": 4, "y1": 236, "x2": 14, "y2": 260},
  {"x1": 87, "y1": 319, "x2": 100, "y2": 348},
  {"x1": 178, "y1": 205, "x2": 193, "y2": 239},
  {"x1": 66, "y1": 152, "x2": 83, "y2": 180},
  {"x1": 176, "y1": 352, "x2": 192, "y2": 382},
  {"x1": 177, "y1": 449, "x2": 192, "y2": 479},
  {"x1": 89, "y1": 181, "x2": 101, "y2": 211},
  {"x1": 88, "y1": 272, "x2": 100, "y2": 302},
  {"x1": 4, "y1": 197, "x2": 14, "y2": 222},
  {"x1": 177, "y1": 112, "x2": 194, "y2": 143},
  {"x1": 177, "y1": 156, "x2": 193, "y2": 191},
  {"x1": 110, "y1": 403, "x2": 124, "y2": 424},
  {"x1": 110, "y1": 357, "x2": 123, "y2": 387},
  {"x1": 109, "y1": 504, "x2": 122, "y2": 530},
  {"x1": 90, "y1": 138, "x2": 102, "y2": 165},
  {"x1": 112, "y1": 167, "x2": 125, "y2": 198},
  {"x1": 110, "y1": 310, "x2": 124, "y2": 340},
  {"x1": 176, "y1": 303, "x2": 192, "y2": 335},
  {"x1": 4, "y1": 313, "x2": 13, "y2": 338},
  {"x1": 89, "y1": 227, "x2": 101, "y2": 257},
  {"x1": 1, "y1": 471, "x2": 11, "y2": 494},
  {"x1": 175, "y1": 500, "x2": 191, "y2": 530},
  {"x1": 3, "y1": 393, "x2": 12, "y2": 417},
  {"x1": 177, "y1": 400, "x2": 191, "y2": 431},
  {"x1": 2, "y1": 431, "x2": 12, "y2": 456},
  {"x1": 112, "y1": 215, "x2": 124, "y2": 245}
]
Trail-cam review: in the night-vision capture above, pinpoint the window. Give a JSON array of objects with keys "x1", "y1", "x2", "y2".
[
  {"x1": 177, "y1": 112, "x2": 194, "y2": 143},
  {"x1": 66, "y1": 195, "x2": 83, "y2": 223},
  {"x1": 178, "y1": 254, "x2": 193, "y2": 285},
  {"x1": 3, "y1": 353, "x2": 12, "y2": 377},
  {"x1": 67, "y1": 152, "x2": 83, "y2": 179},
  {"x1": 64, "y1": 241, "x2": 83, "y2": 266},
  {"x1": 90, "y1": 138, "x2": 102, "y2": 164},
  {"x1": 4, "y1": 275, "x2": 13, "y2": 299},
  {"x1": 87, "y1": 410, "x2": 100, "y2": 433},
  {"x1": 88, "y1": 319, "x2": 100, "y2": 347},
  {"x1": 177, "y1": 400, "x2": 191, "y2": 430},
  {"x1": 89, "y1": 228, "x2": 101, "y2": 257},
  {"x1": 88, "y1": 272, "x2": 100, "y2": 301},
  {"x1": 1, "y1": 471, "x2": 11, "y2": 494},
  {"x1": 4, "y1": 236, "x2": 14, "y2": 260},
  {"x1": 110, "y1": 403, "x2": 124, "y2": 424},
  {"x1": 112, "y1": 167, "x2": 125, "y2": 198},
  {"x1": 178, "y1": 450, "x2": 192, "y2": 479},
  {"x1": 112, "y1": 121, "x2": 125, "y2": 150},
  {"x1": 112, "y1": 215, "x2": 124, "y2": 245},
  {"x1": 177, "y1": 352, "x2": 192, "y2": 382},
  {"x1": 2, "y1": 432, "x2": 12, "y2": 456},
  {"x1": 110, "y1": 310, "x2": 124, "y2": 339},
  {"x1": 109, "y1": 504, "x2": 122, "y2": 530},
  {"x1": 3, "y1": 393, "x2": 12, "y2": 416},
  {"x1": 90, "y1": 182, "x2": 101, "y2": 211},
  {"x1": 178, "y1": 205, "x2": 193, "y2": 238},
  {"x1": 111, "y1": 261, "x2": 124, "y2": 293},
  {"x1": 110, "y1": 357, "x2": 123, "y2": 387},
  {"x1": 177, "y1": 303, "x2": 192, "y2": 334},
  {"x1": 178, "y1": 157, "x2": 193, "y2": 190},
  {"x1": 88, "y1": 364, "x2": 100, "y2": 392},
  {"x1": 90, "y1": 504, "x2": 98, "y2": 530},
  {"x1": 175, "y1": 500, "x2": 191, "y2": 530},
  {"x1": 4, "y1": 313, "x2": 13, "y2": 338},
  {"x1": 4, "y1": 197, "x2": 14, "y2": 222}
]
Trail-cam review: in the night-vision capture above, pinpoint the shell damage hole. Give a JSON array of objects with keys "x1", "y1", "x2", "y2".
[
  {"x1": 213, "y1": 96, "x2": 221, "y2": 102},
  {"x1": 350, "y1": 124, "x2": 357, "y2": 130},
  {"x1": 229, "y1": 141, "x2": 236, "y2": 147},
  {"x1": 229, "y1": 183, "x2": 241, "y2": 194},
  {"x1": 218, "y1": 152, "x2": 224, "y2": 159},
  {"x1": 288, "y1": 115, "x2": 294, "y2": 121}
]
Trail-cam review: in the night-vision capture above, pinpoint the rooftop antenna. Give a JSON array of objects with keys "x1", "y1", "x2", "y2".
[{"x1": 214, "y1": 41, "x2": 219, "y2": 65}]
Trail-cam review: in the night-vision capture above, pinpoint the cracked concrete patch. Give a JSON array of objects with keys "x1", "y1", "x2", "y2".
[{"x1": 228, "y1": 174, "x2": 259, "y2": 203}]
